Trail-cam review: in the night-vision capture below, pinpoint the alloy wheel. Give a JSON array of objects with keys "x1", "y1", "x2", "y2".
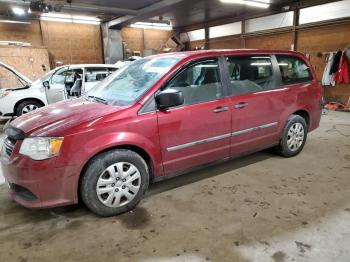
[
  {"x1": 22, "y1": 104, "x2": 38, "y2": 114},
  {"x1": 287, "y1": 122, "x2": 305, "y2": 152}
]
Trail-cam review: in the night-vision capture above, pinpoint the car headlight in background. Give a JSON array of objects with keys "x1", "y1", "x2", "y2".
[{"x1": 19, "y1": 137, "x2": 64, "y2": 160}]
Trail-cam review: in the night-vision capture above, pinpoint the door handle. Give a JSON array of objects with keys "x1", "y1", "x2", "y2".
[
  {"x1": 213, "y1": 106, "x2": 229, "y2": 113},
  {"x1": 234, "y1": 102, "x2": 248, "y2": 109}
]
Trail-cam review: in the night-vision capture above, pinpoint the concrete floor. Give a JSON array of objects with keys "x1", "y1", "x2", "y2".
[{"x1": 0, "y1": 111, "x2": 350, "y2": 262}]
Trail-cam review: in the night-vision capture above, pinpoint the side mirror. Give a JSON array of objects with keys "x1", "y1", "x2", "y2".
[
  {"x1": 43, "y1": 81, "x2": 50, "y2": 89},
  {"x1": 155, "y1": 89, "x2": 184, "y2": 110}
]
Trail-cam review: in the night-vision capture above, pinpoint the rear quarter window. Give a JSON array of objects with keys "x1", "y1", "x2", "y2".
[{"x1": 276, "y1": 55, "x2": 313, "y2": 85}]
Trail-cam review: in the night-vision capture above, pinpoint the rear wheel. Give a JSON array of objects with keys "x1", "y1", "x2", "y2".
[
  {"x1": 80, "y1": 149, "x2": 149, "y2": 217},
  {"x1": 16, "y1": 100, "x2": 43, "y2": 116},
  {"x1": 276, "y1": 115, "x2": 307, "y2": 157}
]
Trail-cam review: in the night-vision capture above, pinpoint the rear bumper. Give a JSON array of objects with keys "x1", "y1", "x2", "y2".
[{"x1": 0, "y1": 153, "x2": 79, "y2": 209}]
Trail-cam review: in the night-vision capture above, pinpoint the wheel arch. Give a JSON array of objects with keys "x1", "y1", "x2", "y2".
[
  {"x1": 77, "y1": 144, "x2": 155, "y2": 202},
  {"x1": 291, "y1": 109, "x2": 310, "y2": 129}
]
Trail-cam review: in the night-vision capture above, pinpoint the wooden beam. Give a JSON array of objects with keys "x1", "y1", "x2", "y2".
[{"x1": 291, "y1": 9, "x2": 299, "y2": 51}]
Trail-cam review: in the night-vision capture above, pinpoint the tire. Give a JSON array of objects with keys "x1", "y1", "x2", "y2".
[
  {"x1": 80, "y1": 149, "x2": 149, "y2": 217},
  {"x1": 276, "y1": 115, "x2": 308, "y2": 157},
  {"x1": 16, "y1": 100, "x2": 43, "y2": 116}
]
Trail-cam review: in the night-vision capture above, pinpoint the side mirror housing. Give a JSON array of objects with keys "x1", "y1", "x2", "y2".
[
  {"x1": 155, "y1": 89, "x2": 184, "y2": 110},
  {"x1": 43, "y1": 81, "x2": 50, "y2": 89}
]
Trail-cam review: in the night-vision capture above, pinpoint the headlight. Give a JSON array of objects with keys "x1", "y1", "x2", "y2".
[{"x1": 19, "y1": 137, "x2": 64, "y2": 160}]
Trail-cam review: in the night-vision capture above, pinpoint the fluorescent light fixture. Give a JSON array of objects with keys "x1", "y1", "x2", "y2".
[
  {"x1": 12, "y1": 7, "x2": 26, "y2": 16},
  {"x1": 0, "y1": 19, "x2": 31, "y2": 24},
  {"x1": 196, "y1": 65, "x2": 219, "y2": 68},
  {"x1": 40, "y1": 13, "x2": 100, "y2": 25},
  {"x1": 220, "y1": 0, "x2": 270, "y2": 8},
  {"x1": 250, "y1": 62, "x2": 272, "y2": 66},
  {"x1": 130, "y1": 21, "x2": 172, "y2": 30}
]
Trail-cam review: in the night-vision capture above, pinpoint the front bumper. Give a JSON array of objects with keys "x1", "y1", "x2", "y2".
[{"x1": 1, "y1": 146, "x2": 79, "y2": 209}]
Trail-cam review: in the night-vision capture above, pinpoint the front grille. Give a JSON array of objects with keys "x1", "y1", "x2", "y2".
[{"x1": 4, "y1": 137, "x2": 16, "y2": 157}]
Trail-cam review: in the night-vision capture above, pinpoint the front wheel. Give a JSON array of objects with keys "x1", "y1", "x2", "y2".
[
  {"x1": 276, "y1": 115, "x2": 307, "y2": 157},
  {"x1": 16, "y1": 100, "x2": 43, "y2": 116},
  {"x1": 80, "y1": 149, "x2": 149, "y2": 217}
]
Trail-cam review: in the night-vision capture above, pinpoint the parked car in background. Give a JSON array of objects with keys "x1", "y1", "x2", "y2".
[
  {"x1": 0, "y1": 63, "x2": 119, "y2": 117},
  {"x1": 0, "y1": 50, "x2": 322, "y2": 216}
]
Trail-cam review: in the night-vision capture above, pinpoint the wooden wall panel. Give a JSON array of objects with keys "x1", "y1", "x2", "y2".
[
  {"x1": 189, "y1": 40, "x2": 206, "y2": 50},
  {"x1": 122, "y1": 27, "x2": 144, "y2": 55},
  {"x1": 0, "y1": 46, "x2": 50, "y2": 89},
  {"x1": 209, "y1": 36, "x2": 241, "y2": 49},
  {"x1": 0, "y1": 21, "x2": 43, "y2": 46},
  {"x1": 122, "y1": 27, "x2": 173, "y2": 56},
  {"x1": 245, "y1": 32, "x2": 291, "y2": 50},
  {"x1": 144, "y1": 28, "x2": 173, "y2": 51},
  {"x1": 298, "y1": 24, "x2": 350, "y2": 79},
  {"x1": 40, "y1": 21, "x2": 103, "y2": 67},
  {"x1": 298, "y1": 23, "x2": 350, "y2": 103}
]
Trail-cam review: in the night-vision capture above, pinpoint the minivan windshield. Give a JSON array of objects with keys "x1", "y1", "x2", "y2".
[
  {"x1": 86, "y1": 56, "x2": 181, "y2": 106},
  {"x1": 31, "y1": 68, "x2": 61, "y2": 86}
]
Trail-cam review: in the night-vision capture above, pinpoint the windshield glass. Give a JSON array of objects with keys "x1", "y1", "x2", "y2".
[
  {"x1": 86, "y1": 56, "x2": 181, "y2": 106},
  {"x1": 31, "y1": 67, "x2": 61, "y2": 86}
]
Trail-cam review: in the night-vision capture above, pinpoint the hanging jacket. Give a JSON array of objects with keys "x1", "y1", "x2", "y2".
[
  {"x1": 333, "y1": 51, "x2": 349, "y2": 84},
  {"x1": 330, "y1": 50, "x2": 343, "y2": 74},
  {"x1": 322, "y1": 52, "x2": 336, "y2": 86}
]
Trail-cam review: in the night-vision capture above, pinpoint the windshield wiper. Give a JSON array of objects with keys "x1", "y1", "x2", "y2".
[{"x1": 88, "y1": 95, "x2": 108, "y2": 105}]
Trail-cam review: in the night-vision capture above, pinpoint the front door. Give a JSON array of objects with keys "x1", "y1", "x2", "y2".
[
  {"x1": 157, "y1": 58, "x2": 232, "y2": 175},
  {"x1": 46, "y1": 67, "x2": 68, "y2": 103}
]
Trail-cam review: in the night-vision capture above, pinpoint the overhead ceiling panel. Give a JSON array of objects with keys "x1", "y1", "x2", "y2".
[{"x1": 57, "y1": 0, "x2": 163, "y2": 11}]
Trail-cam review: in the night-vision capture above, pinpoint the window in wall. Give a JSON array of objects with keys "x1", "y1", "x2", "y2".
[
  {"x1": 276, "y1": 55, "x2": 313, "y2": 85},
  {"x1": 166, "y1": 59, "x2": 223, "y2": 105},
  {"x1": 226, "y1": 56, "x2": 277, "y2": 95}
]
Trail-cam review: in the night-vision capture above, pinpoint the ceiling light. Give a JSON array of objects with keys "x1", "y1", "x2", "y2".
[
  {"x1": 220, "y1": 0, "x2": 270, "y2": 8},
  {"x1": 40, "y1": 13, "x2": 100, "y2": 25},
  {"x1": 130, "y1": 22, "x2": 172, "y2": 31},
  {"x1": 0, "y1": 19, "x2": 31, "y2": 24},
  {"x1": 12, "y1": 7, "x2": 26, "y2": 16}
]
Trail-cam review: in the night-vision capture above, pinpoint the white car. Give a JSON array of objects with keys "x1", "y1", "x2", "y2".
[{"x1": 0, "y1": 63, "x2": 119, "y2": 117}]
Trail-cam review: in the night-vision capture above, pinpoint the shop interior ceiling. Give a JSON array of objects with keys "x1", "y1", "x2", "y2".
[{"x1": 0, "y1": 0, "x2": 338, "y2": 30}]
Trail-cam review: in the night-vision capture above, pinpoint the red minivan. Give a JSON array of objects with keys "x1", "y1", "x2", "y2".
[{"x1": 1, "y1": 50, "x2": 322, "y2": 216}]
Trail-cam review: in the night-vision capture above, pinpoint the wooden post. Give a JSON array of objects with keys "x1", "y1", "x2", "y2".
[
  {"x1": 291, "y1": 9, "x2": 299, "y2": 51},
  {"x1": 204, "y1": 26, "x2": 210, "y2": 50},
  {"x1": 241, "y1": 20, "x2": 246, "y2": 49}
]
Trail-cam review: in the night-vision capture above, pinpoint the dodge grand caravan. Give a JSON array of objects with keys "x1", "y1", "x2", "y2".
[{"x1": 0, "y1": 50, "x2": 322, "y2": 216}]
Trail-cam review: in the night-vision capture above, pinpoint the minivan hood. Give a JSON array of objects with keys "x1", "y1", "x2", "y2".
[
  {"x1": 0, "y1": 62, "x2": 32, "y2": 87},
  {"x1": 10, "y1": 98, "x2": 126, "y2": 136}
]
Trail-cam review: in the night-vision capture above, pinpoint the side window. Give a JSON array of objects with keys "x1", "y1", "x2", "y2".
[
  {"x1": 166, "y1": 59, "x2": 223, "y2": 105},
  {"x1": 51, "y1": 68, "x2": 67, "y2": 84},
  {"x1": 276, "y1": 55, "x2": 313, "y2": 85},
  {"x1": 226, "y1": 56, "x2": 277, "y2": 96},
  {"x1": 85, "y1": 67, "x2": 112, "y2": 83}
]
